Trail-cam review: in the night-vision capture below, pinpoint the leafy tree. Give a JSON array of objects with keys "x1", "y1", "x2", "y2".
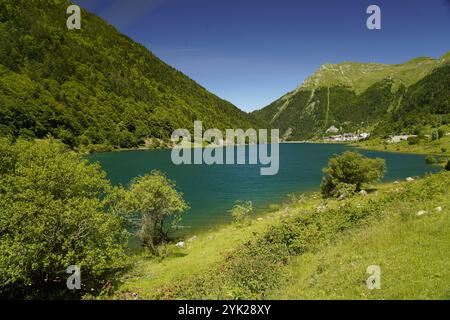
[
  {"x1": 123, "y1": 171, "x2": 188, "y2": 253},
  {"x1": 229, "y1": 201, "x2": 254, "y2": 224},
  {"x1": 438, "y1": 128, "x2": 446, "y2": 139},
  {"x1": 431, "y1": 130, "x2": 439, "y2": 141},
  {"x1": 321, "y1": 151, "x2": 386, "y2": 197},
  {"x1": 0, "y1": 138, "x2": 128, "y2": 299},
  {"x1": 407, "y1": 136, "x2": 420, "y2": 145}
]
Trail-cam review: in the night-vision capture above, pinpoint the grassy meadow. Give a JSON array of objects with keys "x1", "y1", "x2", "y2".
[{"x1": 112, "y1": 171, "x2": 450, "y2": 300}]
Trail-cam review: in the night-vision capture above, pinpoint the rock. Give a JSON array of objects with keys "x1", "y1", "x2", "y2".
[
  {"x1": 337, "y1": 194, "x2": 345, "y2": 201},
  {"x1": 394, "y1": 181, "x2": 400, "y2": 184},
  {"x1": 416, "y1": 210, "x2": 427, "y2": 216},
  {"x1": 316, "y1": 204, "x2": 327, "y2": 213},
  {"x1": 207, "y1": 235, "x2": 215, "y2": 240},
  {"x1": 188, "y1": 235, "x2": 198, "y2": 242},
  {"x1": 257, "y1": 217, "x2": 264, "y2": 221},
  {"x1": 131, "y1": 292, "x2": 139, "y2": 300},
  {"x1": 406, "y1": 177, "x2": 414, "y2": 182},
  {"x1": 435, "y1": 206, "x2": 443, "y2": 212},
  {"x1": 359, "y1": 190, "x2": 368, "y2": 196},
  {"x1": 175, "y1": 241, "x2": 185, "y2": 248}
]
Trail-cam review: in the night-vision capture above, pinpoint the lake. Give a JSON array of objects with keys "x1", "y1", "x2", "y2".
[{"x1": 87, "y1": 143, "x2": 439, "y2": 235}]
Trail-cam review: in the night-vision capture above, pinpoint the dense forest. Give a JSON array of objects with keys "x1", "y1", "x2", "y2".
[
  {"x1": 254, "y1": 54, "x2": 450, "y2": 140},
  {"x1": 0, "y1": 0, "x2": 259, "y2": 151}
]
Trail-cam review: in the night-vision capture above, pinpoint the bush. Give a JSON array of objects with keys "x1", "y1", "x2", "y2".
[
  {"x1": 407, "y1": 136, "x2": 420, "y2": 145},
  {"x1": 229, "y1": 201, "x2": 253, "y2": 224},
  {"x1": 320, "y1": 151, "x2": 386, "y2": 197},
  {"x1": 425, "y1": 155, "x2": 437, "y2": 164},
  {"x1": 431, "y1": 130, "x2": 439, "y2": 141},
  {"x1": 0, "y1": 139, "x2": 128, "y2": 299},
  {"x1": 122, "y1": 171, "x2": 189, "y2": 253}
]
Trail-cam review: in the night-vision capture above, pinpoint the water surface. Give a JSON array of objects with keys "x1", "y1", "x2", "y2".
[{"x1": 87, "y1": 143, "x2": 438, "y2": 234}]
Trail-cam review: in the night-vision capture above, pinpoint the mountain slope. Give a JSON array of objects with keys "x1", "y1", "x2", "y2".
[
  {"x1": 0, "y1": 0, "x2": 258, "y2": 149},
  {"x1": 254, "y1": 52, "x2": 450, "y2": 140}
]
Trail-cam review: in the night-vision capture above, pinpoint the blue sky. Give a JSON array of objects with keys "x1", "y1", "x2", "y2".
[{"x1": 73, "y1": 0, "x2": 450, "y2": 112}]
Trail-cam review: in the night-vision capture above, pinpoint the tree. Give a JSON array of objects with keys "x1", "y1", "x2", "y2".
[
  {"x1": 0, "y1": 138, "x2": 128, "y2": 299},
  {"x1": 124, "y1": 171, "x2": 188, "y2": 252},
  {"x1": 321, "y1": 151, "x2": 386, "y2": 197},
  {"x1": 431, "y1": 130, "x2": 439, "y2": 141},
  {"x1": 407, "y1": 136, "x2": 420, "y2": 145},
  {"x1": 229, "y1": 201, "x2": 253, "y2": 224}
]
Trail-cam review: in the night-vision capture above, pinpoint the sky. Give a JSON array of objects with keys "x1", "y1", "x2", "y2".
[{"x1": 73, "y1": 0, "x2": 450, "y2": 112}]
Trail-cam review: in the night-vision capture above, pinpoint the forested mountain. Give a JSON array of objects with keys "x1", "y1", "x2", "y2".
[
  {"x1": 0, "y1": 0, "x2": 259, "y2": 150},
  {"x1": 253, "y1": 52, "x2": 450, "y2": 140}
]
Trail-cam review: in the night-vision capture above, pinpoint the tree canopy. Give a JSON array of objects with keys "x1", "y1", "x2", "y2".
[
  {"x1": 0, "y1": 138, "x2": 129, "y2": 298},
  {"x1": 0, "y1": 0, "x2": 259, "y2": 151},
  {"x1": 321, "y1": 151, "x2": 386, "y2": 197},
  {"x1": 122, "y1": 171, "x2": 189, "y2": 253}
]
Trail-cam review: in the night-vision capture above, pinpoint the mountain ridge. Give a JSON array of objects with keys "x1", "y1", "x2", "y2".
[
  {"x1": 253, "y1": 51, "x2": 450, "y2": 140},
  {"x1": 0, "y1": 0, "x2": 259, "y2": 150}
]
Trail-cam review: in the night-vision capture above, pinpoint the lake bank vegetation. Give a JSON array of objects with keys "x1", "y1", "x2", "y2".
[{"x1": 2, "y1": 137, "x2": 448, "y2": 300}]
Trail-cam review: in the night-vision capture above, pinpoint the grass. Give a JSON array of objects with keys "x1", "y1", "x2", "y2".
[
  {"x1": 112, "y1": 202, "x2": 310, "y2": 299},
  {"x1": 354, "y1": 135, "x2": 450, "y2": 160},
  {"x1": 112, "y1": 171, "x2": 450, "y2": 300},
  {"x1": 270, "y1": 181, "x2": 450, "y2": 299}
]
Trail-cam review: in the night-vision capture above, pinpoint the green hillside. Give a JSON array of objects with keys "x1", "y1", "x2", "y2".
[
  {"x1": 254, "y1": 52, "x2": 450, "y2": 140},
  {"x1": 0, "y1": 0, "x2": 258, "y2": 150},
  {"x1": 114, "y1": 171, "x2": 450, "y2": 300}
]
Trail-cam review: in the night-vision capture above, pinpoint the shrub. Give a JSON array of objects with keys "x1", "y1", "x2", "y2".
[
  {"x1": 122, "y1": 171, "x2": 189, "y2": 253},
  {"x1": 431, "y1": 130, "x2": 439, "y2": 141},
  {"x1": 425, "y1": 155, "x2": 437, "y2": 164},
  {"x1": 320, "y1": 151, "x2": 386, "y2": 197},
  {"x1": 407, "y1": 136, "x2": 420, "y2": 145},
  {"x1": 445, "y1": 160, "x2": 450, "y2": 171},
  {"x1": 438, "y1": 128, "x2": 446, "y2": 139},
  {"x1": 0, "y1": 138, "x2": 128, "y2": 299},
  {"x1": 229, "y1": 201, "x2": 253, "y2": 224}
]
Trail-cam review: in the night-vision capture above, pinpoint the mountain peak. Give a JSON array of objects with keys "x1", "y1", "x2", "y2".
[{"x1": 300, "y1": 55, "x2": 441, "y2": 94}]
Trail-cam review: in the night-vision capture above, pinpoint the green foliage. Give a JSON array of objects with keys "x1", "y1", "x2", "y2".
[
  {"x1": 229, "y1": 201, "x2": 253, "y2": 224},
  {"x1": 320, "y1": 151, "x2": 386, "y2": 197},
  {"x1": 407, "y1": 136, "x2": 420, "y2": 145},
  {"x1": 271, "y1": 172, "x2": 450, "y2": 300},
  {"x1": 432, "y1": 130, "x2": 440, "y2": 141},
  {"x1": 445, "y1": 160, "x2": 450, "y2": 171},
  {"x1": 148, "y1": 171, "x2": 450, "y2": 300},
  {"x1": 0, "y1": 138, "x2": 128, "y2": 299},
  {"x1": 121, "y1": 171, "x2": 189, "y2": 253},
  {"x1": 0, "y1": 0, "x2": 258, "y2": 150},
  {"x1": 425, "y1": 155, "x2": 437, "y2": 164}
]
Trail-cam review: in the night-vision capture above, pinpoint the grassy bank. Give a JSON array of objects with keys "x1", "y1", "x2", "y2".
[
  {"x1": 353, "y1": 135, "x2": 450, "y2": 159},
  {"x1": 113, "y1": 170, "x2": 450, "y2": 300}
]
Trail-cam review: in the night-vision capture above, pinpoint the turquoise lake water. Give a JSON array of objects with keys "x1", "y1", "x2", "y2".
[{"x1": 87, "y1": 143, "x2": 439, "y2": 234}]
